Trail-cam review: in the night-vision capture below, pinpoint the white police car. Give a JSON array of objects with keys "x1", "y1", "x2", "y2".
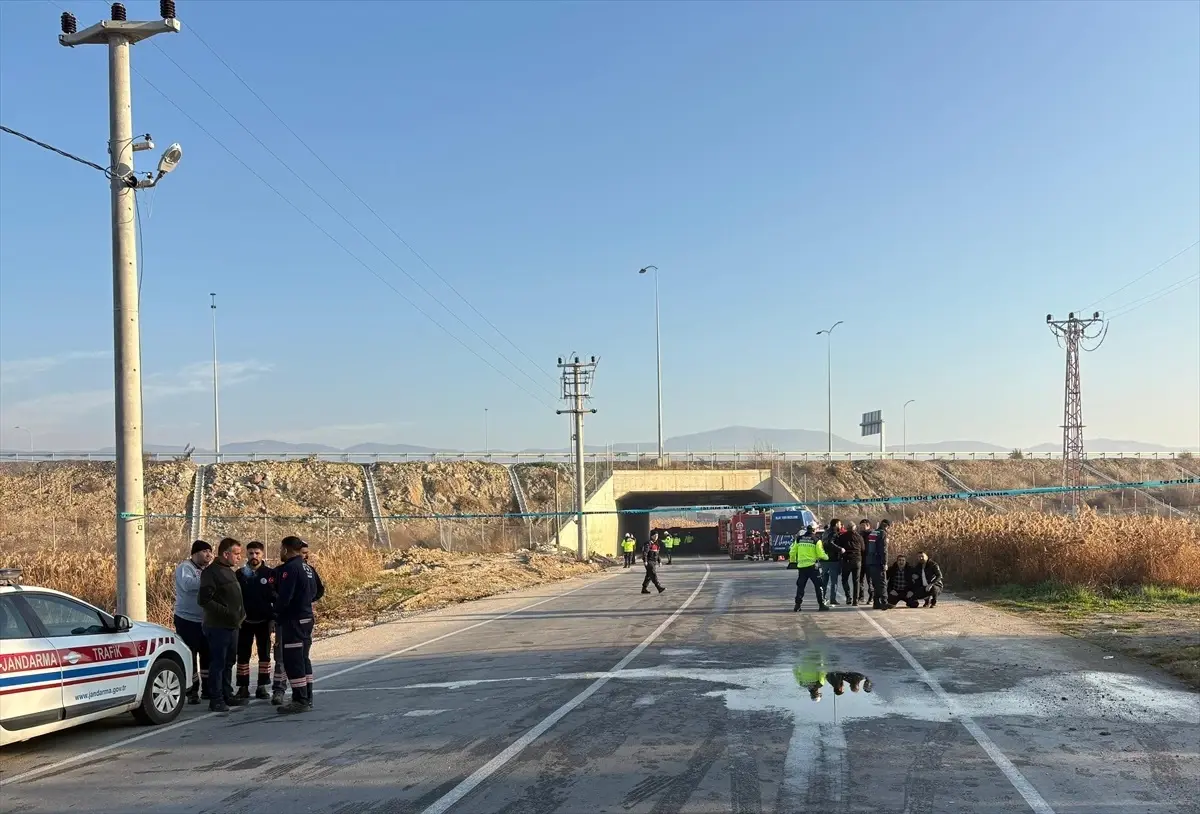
[{"x1": 0, "y1": 568, "x2": 192, "y2": 746}]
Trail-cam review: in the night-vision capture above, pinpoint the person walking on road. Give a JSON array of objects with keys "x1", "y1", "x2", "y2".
[
  {"x1": 173, "y1": 540, "x2": 213, "y2": 704},
  {"x1": 838, "y1": 521, "x2": 865, "y2": 606},
  {"x1": 197, "y1": 537, "x2": 247, "y2": 712},
  {"x1": 822, "y1": 519, "x2": 846, "y2": 605},
  {"x1": 910, "y1": 552, "x2": 944, "y2": 607},
  {"x1": 789, "y1": 528, "x2": 829, "y2": 611},
  {"x1": 236, "y1": 541, "x2": 276, "y2": 700},
  {"x1": 274, "y1": 536, "x2": 320, "y2": 714},
  {"x1": 641, "y1": 539, "x2": 665, "y2": 594},
  {"x1": 864, "y1": 519, "x2": 890, "y2": 610}
]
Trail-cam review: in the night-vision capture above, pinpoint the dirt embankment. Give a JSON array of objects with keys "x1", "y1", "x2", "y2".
[{"x1": 514, "y1": 463, "x2": 572, "y2": 513}]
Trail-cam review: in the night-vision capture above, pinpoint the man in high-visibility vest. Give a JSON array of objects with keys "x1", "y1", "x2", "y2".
[
  {"x1": 663, "y1": 532, "x2": 675, "y2": 564},
  {"x1": 793, "y1": 650, "x2": 827, "y2": 701},
  {"x1": 621, "y1": 534, "x2": 636, "y2": 567},
  {"x1": 789, "y1": 530, "x2": 830, "y2": 612}
]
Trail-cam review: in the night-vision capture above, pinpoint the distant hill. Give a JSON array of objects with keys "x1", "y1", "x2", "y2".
[
  {"x1": 889, "y1": 440, "x2": 1011, "y2": 453},
  {"x1": 659, "y1": 426, "x2": 872, "y2": 453},
  {"x1": 1025, "y1": 438, "x2": 1191, "y2": 453}
]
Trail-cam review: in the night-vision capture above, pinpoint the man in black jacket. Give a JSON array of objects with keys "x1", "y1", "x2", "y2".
[
  {"x1": 197, "y1": 537, "x2": 247, "y2": 712},
  {"x1": 641, "y1": 540, "x2": 665, "y2": 594},
  {"x1": 236, "y1": 541, "x2": 276, "y2": 700},
  {"x1": 910, "y1": 552, "x2": 944, "y2": 607},
  {"x1": 837, "y1": 523, "x2": 865, "y2": 606},
  {"x1": 821, "y1": 520, "x2": 846, "y2": 605},
  {"x1": 274, "y1": 536, "x2": 319, "y2": 714},
  {"x1": 864, "y1": 520, "x2": 890, "y2": 610}
]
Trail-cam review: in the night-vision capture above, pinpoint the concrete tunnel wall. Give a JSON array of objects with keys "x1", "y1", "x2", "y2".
[{"x1": 556, "y1": 469, "x2": 801, "y2": 558}]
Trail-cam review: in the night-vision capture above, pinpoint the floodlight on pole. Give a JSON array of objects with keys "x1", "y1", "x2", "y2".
[
  {"x1": 638, "y1": 265, "x2": 663, "y2": 463},
  {"x1": 12, "y1": 426, "x2": 33, "y2": 452},
  {"x1": 816, "y1": 321, "x2": 843, "y2": 455}
]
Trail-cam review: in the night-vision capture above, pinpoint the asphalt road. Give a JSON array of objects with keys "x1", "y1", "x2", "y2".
[{"x1": 2, "y1": 558, "x2": 1197, "y2": 814}]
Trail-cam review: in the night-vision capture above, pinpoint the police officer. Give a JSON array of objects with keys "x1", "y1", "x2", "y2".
[
  {"x1": 273, "y1": 535, "x2": 319, "y2": 714},
  {"x1": 621, "y1": 534, "x2": 636, "y2": 567},
  {"x1": 788, "y1": 528, "x2": 830, "y2": 611},
  {"x1": 642, "y1": 538, "x2": 665, "y2": 594}
]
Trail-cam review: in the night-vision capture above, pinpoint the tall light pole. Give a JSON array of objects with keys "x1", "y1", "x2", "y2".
[
  {"x1": 59, "y1": 1, "x2": 181, "y2": 621},
  {"x1": 638, "y1": 266, "x2": 663, "y2": 463},
  {"x1": 210, "y1": 293, "x2": 220, "y2": 463},
  {"x1": 484, "y1": 408, "x2": 489, "y2": 455},
  {"x1": 12, "y1": 426, "x2": 33, "y2": 452},
  {"x1": 816, "y1": 321, "x2": 843, "y2": 455},
  {"x1": 903, "y1": 399, "x2": 915, "y2": 454}
]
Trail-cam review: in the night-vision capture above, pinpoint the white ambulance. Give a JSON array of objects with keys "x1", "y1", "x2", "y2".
[{"x1": 0, "y1": 568, "x2": 192, "y2": 746}]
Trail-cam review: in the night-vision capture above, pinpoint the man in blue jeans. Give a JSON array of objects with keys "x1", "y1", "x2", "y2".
[
  {"x1": 821, "y1": 519, "x2": 846, "y2": 606},
  {"x1": 198, "y1": 537, "x2": 248, "y2": 712}
]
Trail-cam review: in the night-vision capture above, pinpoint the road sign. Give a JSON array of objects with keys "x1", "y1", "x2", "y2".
[{"x1": 861, "y1": 410, "x2": 883, "y2": 437}]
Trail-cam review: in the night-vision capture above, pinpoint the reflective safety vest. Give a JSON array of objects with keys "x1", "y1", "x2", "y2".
[
  {"x1": 788, "y1": 539, "x2": 828, "y2": 569},
  {"x1": 663, "y1": 535, "x2": 675, "y2": 549},
  {"x1": 622, "y1": 538, "x2": 636, "y2": 553},
  {"x1": 794, "y1": 652, "x2": 827, "y2": 689}
]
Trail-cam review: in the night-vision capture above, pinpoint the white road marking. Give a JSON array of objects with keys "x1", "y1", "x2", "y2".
[
  {"x1": 418, "y1": 563, "x2": 713, "y2": 814},
  {"x1": 858, "y1": 609, "x2": 1057, "y2": 814},
  {"x1": 0, "y1": 572, "x2": 614, "y2": 789},
  {"x1": 404, "y1": 709, "x2": 449, "y2": 717}
]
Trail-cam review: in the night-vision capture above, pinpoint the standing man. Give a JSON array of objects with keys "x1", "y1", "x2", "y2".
[
  {"x1": 621, "y1": 534, "x2": 636, "y2": 567},
  {"x1": 664, "y1": 531, "x2": 675, "y2": 564},
  {"x1": 857, "y1": 519, "x2": 874, "y2": 604},
  {"x1": 197, "y1": 537, "x2": 247, "y2": 712},
  {"x1": 838, "y1": 520, "x2": 865, "y2": 606},
  {"x1": 864, "y1": 519, "x2": 890, "y2": 610},
  {"x1": 641, "y1": 537, "x2": 665, "y2": 594},
  {"x1": 275, "y1": 536, "x2": 318, "y2": 714},
  {"x1": 788, "y1": 528, "x2": 829, "y2": 611},
  {"x1": 822, "y1": 519, "x2": 846, "y2": 605},
  {"x1": 173, "y1": 540, "x2": 213, "y2": 704},
  {"x1": 236, "y1": 541, "x2": 276, "y2": 700}
]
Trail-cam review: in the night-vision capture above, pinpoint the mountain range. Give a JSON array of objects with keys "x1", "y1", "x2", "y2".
[{"x1": 6, "y1": 426, "x2": 1192, "y2": 455}]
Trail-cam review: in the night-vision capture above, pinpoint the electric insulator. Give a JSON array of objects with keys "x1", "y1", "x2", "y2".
[
  {"x1": 160, "y1": 0, "x2": 176, "y2": 19},
  {"x1": 61, "y1": 11, "x2": 77, "y2": 34},
  {"x1": 111, "y1": 3, "x2": 126, "y2": 21}
]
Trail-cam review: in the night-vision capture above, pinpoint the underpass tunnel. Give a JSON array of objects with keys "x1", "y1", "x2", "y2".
[{"x1": 616, "y1": 489, "x2": 773, "y2": 555}]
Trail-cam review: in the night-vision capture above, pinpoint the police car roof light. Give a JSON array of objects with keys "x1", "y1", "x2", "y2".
[{"x1": 0, "y1": 567, "x2": 23, "y2": 586}]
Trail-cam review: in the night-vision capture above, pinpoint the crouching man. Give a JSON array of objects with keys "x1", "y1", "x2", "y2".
[{"x1": 910, "y1": 552, "x2": 944, "y2": 608}]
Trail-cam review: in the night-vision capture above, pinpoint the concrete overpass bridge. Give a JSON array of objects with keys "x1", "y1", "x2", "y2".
[{"x1": 556, "y1": 469, "x2": 801, "y2": 558}]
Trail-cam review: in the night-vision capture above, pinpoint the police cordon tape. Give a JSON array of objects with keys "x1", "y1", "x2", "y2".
[{"x1": 117, "y1": 477, "x2": 1199, "y2": 522}]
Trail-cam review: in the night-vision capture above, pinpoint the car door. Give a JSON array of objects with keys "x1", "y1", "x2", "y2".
[
  {"x1": 20, "y1": 593, "x2": 141, "y2": 720},
  {"x1": 0, "y1": 595, "x2": 64, "y2": 733}
]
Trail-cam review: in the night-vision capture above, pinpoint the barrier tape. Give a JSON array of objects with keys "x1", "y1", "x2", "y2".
[{"x1": 117, "y1": 476, "x2": 1199, "y2": 522}]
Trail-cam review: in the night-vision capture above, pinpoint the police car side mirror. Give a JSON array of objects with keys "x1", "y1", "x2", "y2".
[{"x1": 113, "y1": 614, "x2": 132, "y2": 632}]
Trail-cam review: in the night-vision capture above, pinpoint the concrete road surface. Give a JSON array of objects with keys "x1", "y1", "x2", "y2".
[{"x1": 2, "y1": 558, "x2": 1197, "y2": 814}]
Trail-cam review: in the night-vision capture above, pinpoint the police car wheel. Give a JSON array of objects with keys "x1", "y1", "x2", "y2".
[{"x1": 132, "y1": 658, "x2": 185, "y2": 725}]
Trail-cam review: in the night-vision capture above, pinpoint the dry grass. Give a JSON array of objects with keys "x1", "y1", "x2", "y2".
[{"x1": 893, "y1": 507, "x2": 1200, "y2": 590}]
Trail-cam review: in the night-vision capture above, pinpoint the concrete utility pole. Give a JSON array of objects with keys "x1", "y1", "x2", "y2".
[
  {"x1": 903, "y1": 399, "x2": 915, "y2": 454},
  {"x1": 59, "y1": 1, "x2": 181, "y2": 620},
  {"x1": 816, "y1": 321, "x2": 843, "y2": 455},
  {"x1": 557, "y1": 356, "x2": 598, "y2": 560},
  {"x1": 210, "y1": 293, "x2": 220, "y2": 463},
  {"x1": 1046, "y1": 311, "x2": 1106, "y2": 506},
  {"x1": 638, "y1": 266, "x2": 663, "y2": 464}
]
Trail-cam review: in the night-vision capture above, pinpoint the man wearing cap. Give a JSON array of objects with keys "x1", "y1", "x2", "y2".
[{"x1": 173, "y1": 540, "x2": 213, "y2": 704}]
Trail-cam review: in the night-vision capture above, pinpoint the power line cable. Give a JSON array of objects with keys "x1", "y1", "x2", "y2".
[
  {"x1": 140, "y1": 41, "x2": 558, "y2": 401},
  {"x1": 1082, "y1": 239, "x2": 1200, "y2": 312},
  {"x1": 181, "y1": 24, "x2": 560, "y2": 388},
  {"x1": 0, "y1": 124, "x2": 112, "y2": 176},
  {"x1": 131, "y1": 68, "x2": 556, "y2": 410},
  {"x1": 1106, "y1": 273, "x2": 1200, "y2": 320}
]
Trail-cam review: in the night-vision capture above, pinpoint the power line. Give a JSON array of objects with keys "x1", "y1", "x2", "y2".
[
  {"x1": 181, "y1": 24, "x2": 560, "y2": 388},
  {"x1": 1107, "y1": 272, "x2": 1200, "y2": 320},
  {"x1": 1082, "y1": 239, "x2": 1200, "y2": 312},
  {"x1": 131, "y1": 69, "x2": 556, "y2": 410},
  {"x1": 0, "y1": 124, "x2": 111, "y2": 176},
  {"x1": 140, "y1": 40, "x2": 558, "y2": 402}
]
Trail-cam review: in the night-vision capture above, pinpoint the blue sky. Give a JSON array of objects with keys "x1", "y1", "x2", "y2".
[{"x1": 1, "y1": 0, "x2": 1197, "y2": 451}]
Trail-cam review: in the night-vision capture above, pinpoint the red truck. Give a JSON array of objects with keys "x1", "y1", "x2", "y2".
[{"x1": 718, "y1": 511, "x2": 769, "y2": 560}]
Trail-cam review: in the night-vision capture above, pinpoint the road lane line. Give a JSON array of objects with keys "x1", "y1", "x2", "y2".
[
  {"x1": 419, "y1": 563, "x2": 713, "y2": 814},
  {"x1": 858, "y1": 610, "x2": 1057, "y2": 814},
  {"x1": 1, "y1": 572, "x2": 616, "y2": 789}
]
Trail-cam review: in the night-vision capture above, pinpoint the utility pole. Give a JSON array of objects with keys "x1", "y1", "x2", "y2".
[
  {"x1": 638, "y1": 266, "x2": 664, "y2": 464},
  {"x1": 484, "y1": 407, "x2": 489, "y2": 456},
  {"x1": 557, "y1": 356, "x2": 598, "y2": 560},
  {"x1": 210, "y1": 293, "x2": 220, "y2": 463},
  {"x1": 1047, "y1": 311, "x2": 1106, "y2": 507},
  {"x1": 903, "y1": 399, "x2": 915, "y2": 455},
  {"x1": 816, "y1": 321, "x2": 843, "y2": 455},
  {"x1": 59, "y1": 1, "x2": 181, "y2": 621}
]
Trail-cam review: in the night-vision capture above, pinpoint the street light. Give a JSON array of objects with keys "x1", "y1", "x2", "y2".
[
  {"x1": 484, "y1": 408, "x2": 489, "y2": 455},
  {"x1": 815, "y1": 321, "x2": 843, "y2": 455},
  {"x1": 638, "y1": 265, "x2": 663, "y2": 463},
  {"x1": 210, "y1": 293, "x2": 220, "y2": 463},
  {"x1": 903, "y1": 399, "x2": 915, "y2": 454},
  {"x1": 12, "y1": 426, "x2": 32, "y2": 452}
]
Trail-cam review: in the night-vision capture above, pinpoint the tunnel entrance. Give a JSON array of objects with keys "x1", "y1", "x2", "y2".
[{"x1": 616, "y1": 489, "x2": 773, "y2": 555}]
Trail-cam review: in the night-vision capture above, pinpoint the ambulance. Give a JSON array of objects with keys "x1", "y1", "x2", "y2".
[{"x1": 0, "y1": 568, "x2": 192, "y2": 746}]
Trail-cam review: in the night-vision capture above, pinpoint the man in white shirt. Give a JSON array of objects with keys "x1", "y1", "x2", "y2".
[{"x1": 174, "y1": 540, "x2": 213, "y2": 704}]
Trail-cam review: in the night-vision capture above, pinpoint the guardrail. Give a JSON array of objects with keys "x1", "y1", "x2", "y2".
[{"x1": 0, "y1": 450, "x2": 1194, "y2": 464}]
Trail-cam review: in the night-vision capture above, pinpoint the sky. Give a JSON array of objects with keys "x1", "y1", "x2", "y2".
[{"x1": 0, "y1": 0, "x2": 1197, "y2": 452}]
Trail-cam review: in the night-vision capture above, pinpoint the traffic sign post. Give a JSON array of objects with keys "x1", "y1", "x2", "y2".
[{"x1": 861, "y1": 410, "x2": 885, "y2": 453}]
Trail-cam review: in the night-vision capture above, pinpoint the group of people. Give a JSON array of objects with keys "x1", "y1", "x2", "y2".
[
  {"x1": 172, "y1": 535, "x2": 324, "y2": 715},
  {"x1": 788, "y1": 518, "x2": 943, "y2": 612},
  {"x1": 620, "y1": 530, "x2": 690, "y2": 568}
]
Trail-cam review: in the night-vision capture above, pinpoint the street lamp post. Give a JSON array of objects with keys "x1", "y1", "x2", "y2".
[
  {"x1": 638, "y1": 266, "x2": 663, "y2": 463},
  {"x1": 13, "y1": 426, "x2": 33, "y2": 452},
  {"x1": 484, "y1": 408, "x2": 489, "y2": 455},
  {"x1": 903, "y1": 399, "x2": 915, "y2": 455},
  {"x1": 210, "y1": 293, "x2": 220, "y2": 463},
  {"x1": 816, "y1": 321, "x2": 843, "y2": 455}
]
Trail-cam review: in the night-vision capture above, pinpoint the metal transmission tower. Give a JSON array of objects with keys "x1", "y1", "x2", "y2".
[
  {"x1": 557, "y1": 356, "x2": 598, "y2": 561},
  {"x1": 1046, "y1": 311, "x2": 1107, "y2": 504}
]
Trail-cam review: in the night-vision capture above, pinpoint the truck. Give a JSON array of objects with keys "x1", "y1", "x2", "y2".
[
  {"x1": 768, "y1": 508, "x2": 819, "y2": 559},
  {"x1": 719, "y1": 511, "x2": 768, "y2": 560}
]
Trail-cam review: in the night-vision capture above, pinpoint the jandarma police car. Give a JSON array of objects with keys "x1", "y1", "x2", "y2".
[{"x1": 0, "y1": 568, "x2": 192, "y2": 746}]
